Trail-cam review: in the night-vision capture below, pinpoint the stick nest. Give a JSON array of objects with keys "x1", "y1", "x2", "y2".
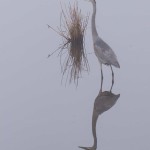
[{"x1": 48, "y1": 2, "x2": 89, "y2": 86}]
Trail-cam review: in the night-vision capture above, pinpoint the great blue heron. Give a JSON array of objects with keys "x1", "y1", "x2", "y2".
[{"x1": 86, "y1": 0, "x2": 120, "y2": 92}]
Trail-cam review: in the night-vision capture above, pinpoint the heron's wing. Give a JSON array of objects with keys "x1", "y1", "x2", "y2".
[
  {"x1": 103, "y1": 47, "x2": 117, "y2": 60},
  {"x1": 95, "y1": 38, "x2": 111, "y2": 50},
  {"x1": 94, "y1": 39, "x2": 119, "y2": 66}
]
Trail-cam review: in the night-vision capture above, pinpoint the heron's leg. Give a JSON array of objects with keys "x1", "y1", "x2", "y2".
[
  {"x1": 100, "y1": 63, "x2": 103, "y2": 93},
  {"x1": 110, "y1": 65, "x2": 114, "y2": 92}
]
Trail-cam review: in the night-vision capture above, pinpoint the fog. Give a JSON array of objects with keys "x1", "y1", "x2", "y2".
[{"x1": 0, "y1": 0, "x2": 150, "y2": 149}]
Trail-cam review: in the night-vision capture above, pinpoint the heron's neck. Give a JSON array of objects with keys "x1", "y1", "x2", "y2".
[{"x1": 91, "y1": 2, "x2": 98, "y2": 41}]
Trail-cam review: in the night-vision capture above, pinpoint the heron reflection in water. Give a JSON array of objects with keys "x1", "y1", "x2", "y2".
[{"x1": 79, "y1": 90, "x2": 120, "y2": 150}]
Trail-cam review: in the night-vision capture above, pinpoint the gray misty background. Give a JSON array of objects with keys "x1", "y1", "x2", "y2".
[{"x1": 0, "y1": 0, "x2": 150, "y2": 149}]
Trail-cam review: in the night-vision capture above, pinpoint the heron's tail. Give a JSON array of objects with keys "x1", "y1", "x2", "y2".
[{"x1": 112, "y1": 61, "x2": 120, "y2": 68}]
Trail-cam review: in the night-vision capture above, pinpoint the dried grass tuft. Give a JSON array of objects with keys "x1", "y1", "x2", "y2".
[{"x1": 48, "y1": 2, "x2": 89, "y2": 85}]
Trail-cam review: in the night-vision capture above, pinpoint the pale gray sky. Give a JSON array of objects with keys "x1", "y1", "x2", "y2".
[{"x1": 0, "y1": 0, "x2": 150, "y2": 150}]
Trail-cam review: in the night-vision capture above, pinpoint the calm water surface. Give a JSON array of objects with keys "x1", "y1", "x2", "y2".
[{"x1": 0, "y1": 0, "x2": 150, "y2": 150}]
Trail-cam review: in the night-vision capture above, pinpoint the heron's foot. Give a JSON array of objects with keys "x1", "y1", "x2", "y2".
[{"x1": 79, "y1": 146, "x2": 96, "y2": 150}]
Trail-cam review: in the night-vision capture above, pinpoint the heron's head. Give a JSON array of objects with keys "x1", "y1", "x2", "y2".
[{"x1": 85, "y1": 0, "x2": 96, "y2": 4}]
